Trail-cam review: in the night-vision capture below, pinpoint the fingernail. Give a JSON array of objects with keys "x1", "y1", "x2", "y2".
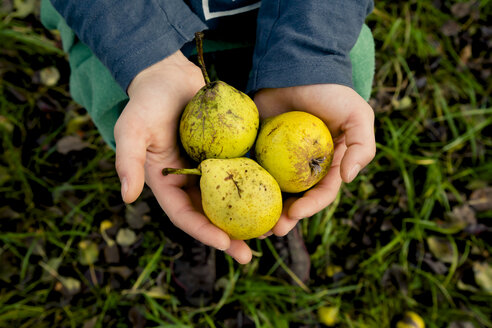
[
  {"x1": 216, "y1": 239, "x2": 229, "y2": 251},
  {"x1": 347, "y1": 164, "x2": 361, "y2": 182},
  {"x1": 121, "y1": 177, "x2": 128, "y2": 201},
  {"x1": 258, "y1": 231, "x2": 273, "y2": 239},
  {"x1": 217, "y1": 245, "x2": 228, "y2": 251}
]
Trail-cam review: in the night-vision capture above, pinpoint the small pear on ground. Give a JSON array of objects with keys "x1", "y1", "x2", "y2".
[
  {"x1": 162, "y1": 158, "x2": 282, "y2": 240},
  {"x1": 255, "y1": 111, "x2": 334, "y2": 193},
  {"x1": 317, "y1": 306, "x2": 339, "y2": 326},
  {"x1": 396, "y1": 311, "x2": 425, "y2": 328},
  {"x1": 179, "y1": 32, "x2": 259, "y2": 163}
]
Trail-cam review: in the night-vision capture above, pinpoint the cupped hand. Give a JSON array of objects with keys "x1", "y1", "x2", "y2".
[
  {"x1": 254, "y1": 84, "x2": 376, "y2": 237},
  {"x1": 113, "y1": 51, "x2": 253, "y2": 264}
]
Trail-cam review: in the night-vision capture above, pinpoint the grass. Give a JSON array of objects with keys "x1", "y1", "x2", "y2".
[{"x1": 1, "y1": 0, "x2": 492, "y2": 327}]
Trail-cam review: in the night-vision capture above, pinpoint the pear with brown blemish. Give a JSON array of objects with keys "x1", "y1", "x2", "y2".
[
  {"x1": 179, "y1": 32, "x2": 259, "y2": 163},
  {"x1": 162, "y1": 157, "x2": 282, "y2": 240},
  {"x1": 255, "y1": 111, "x2": 334, "y2": 193}
]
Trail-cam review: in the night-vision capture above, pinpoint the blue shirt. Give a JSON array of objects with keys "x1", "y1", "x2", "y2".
[{"x1": 50, "y1": 0, "x2": 373, "y2": 94}]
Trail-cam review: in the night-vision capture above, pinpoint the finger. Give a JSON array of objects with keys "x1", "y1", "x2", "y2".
[
  {"x1": 114, "y1": 108, "x2": 147, "y2": 203},
  {"x1": 273, "y1": 217, "x2": 300, "y2": 237},
  {"x1": 287, "y1": 141, "x2": 345, "y2": 220},
  {"x1": 340, "y1": 102, "x2": 376, "y2": 183},
  {"x1": 258, "y1": 231, "x2": 273, "y2": 239},
  {"x1": 151, "y1": 181, "x2": 231, "y2": 251},
  {"x1": 272, "y1": 197, "x2": 299, "y2": 237},
  {"x1": 287, "y1": 164, "x2": 342, "y2": 221},
  {"x1": 225, "y1": 240, "x2": 253, "y2": 264}
]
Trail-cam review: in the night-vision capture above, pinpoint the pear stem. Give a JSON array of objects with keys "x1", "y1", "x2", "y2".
[
  {"x1": 162, "y1": 167, "x2": 202, "y2": 176},
  {"x1": 195, "y1": 32, "x2": 211, "y2": 86}
]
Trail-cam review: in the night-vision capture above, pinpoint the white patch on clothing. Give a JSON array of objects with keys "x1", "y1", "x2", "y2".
[{"x1": 202, "y1": 0, "x2": 261, "y2": 20}]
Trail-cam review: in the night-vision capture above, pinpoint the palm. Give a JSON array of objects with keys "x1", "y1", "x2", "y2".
[
  {"x1": 254, "y1": 84, "x2": 376, "y2": 236},
  {"x1": 113, "y1": 51, "x2": 253, "y2": 264}
]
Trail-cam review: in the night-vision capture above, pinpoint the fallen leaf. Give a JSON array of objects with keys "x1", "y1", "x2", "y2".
[
  {"x1": 427, "y1": 236, "x2": 455, "y2": 264},
  {"x1": 448, "y1": 321, "x2": 476, "y2": 328},
  {"x1": 468, "y1": 187, "x2": 492, "y2": 212},
  {"x1": 78, "y1": 240, "x2": 99, "y2": 265},
  {"x1": 450, "y1": 204, "x2": 476, "y2": 225},
  {"x1": 125, "y1": 202, "x2": 151, "y2": 229},
  {"x1": 460, "y1": 44, "x2": 472, "y2": 65},
  {"x1": 116, "y1": 228, "x2": 137, "y2": 247},
  {"x1": 441, "y1": 204, "x2": 477, "y2": 232},
  {"x1": 104, "y1": 244, "x2": 120, "y2": 264},
  {"x1": 56, "y1": 135, "x2": 89, "y2": 154},
  {"x1": 473, "y1": 262, "x2": 492, "y2": 294},
  {"x1": 451, "y1": 2, "x2": 474, "y2": 19},
  {"x1": 82, "y1": 317, "x2": 98, "y2": 328},
  {"x1": 39, "y1": 66, "x2": 60, "y2": 87},
  {"x1": 58, "y1": 276, "x2": 81, "y2": 296},
  {"x1": 441, "y1": 20, "x2": 461, "y2": 36},
  {"x1": 12, "y1": 0, "x2": 36, "y2": 18},
  {"x1": 108, "y1": 266, "x2": 133, "y2": 280}
]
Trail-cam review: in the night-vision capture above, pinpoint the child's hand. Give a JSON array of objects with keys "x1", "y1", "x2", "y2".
[
  {"x1": 254, "y1": 84, "x2": 376, "y2": 236},
  {"x1": 113, "y1": 51, "x2": 253, "y2": 264}
]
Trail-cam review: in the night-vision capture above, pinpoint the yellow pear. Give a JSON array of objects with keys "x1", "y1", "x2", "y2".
[
  {"x1": 162, "y1": 157, "x2": 282, "y2": 240},
  {"x1": 179, "y1": 32, "x2": 259, "y2": 162},
  {"x1": 255, "y1": 111, "x2": 334, "y2": 193},
  {"x1": 396, "y1": 311, "x2": 425, "y2": 328}
]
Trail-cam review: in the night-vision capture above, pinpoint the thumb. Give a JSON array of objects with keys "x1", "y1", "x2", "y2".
[
  {"x1": 340, "y1": 102, "x2": 376, "y2": 183},
  {"x1": 114, "y1": 110, "x2": 147, "y2": 203}
]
